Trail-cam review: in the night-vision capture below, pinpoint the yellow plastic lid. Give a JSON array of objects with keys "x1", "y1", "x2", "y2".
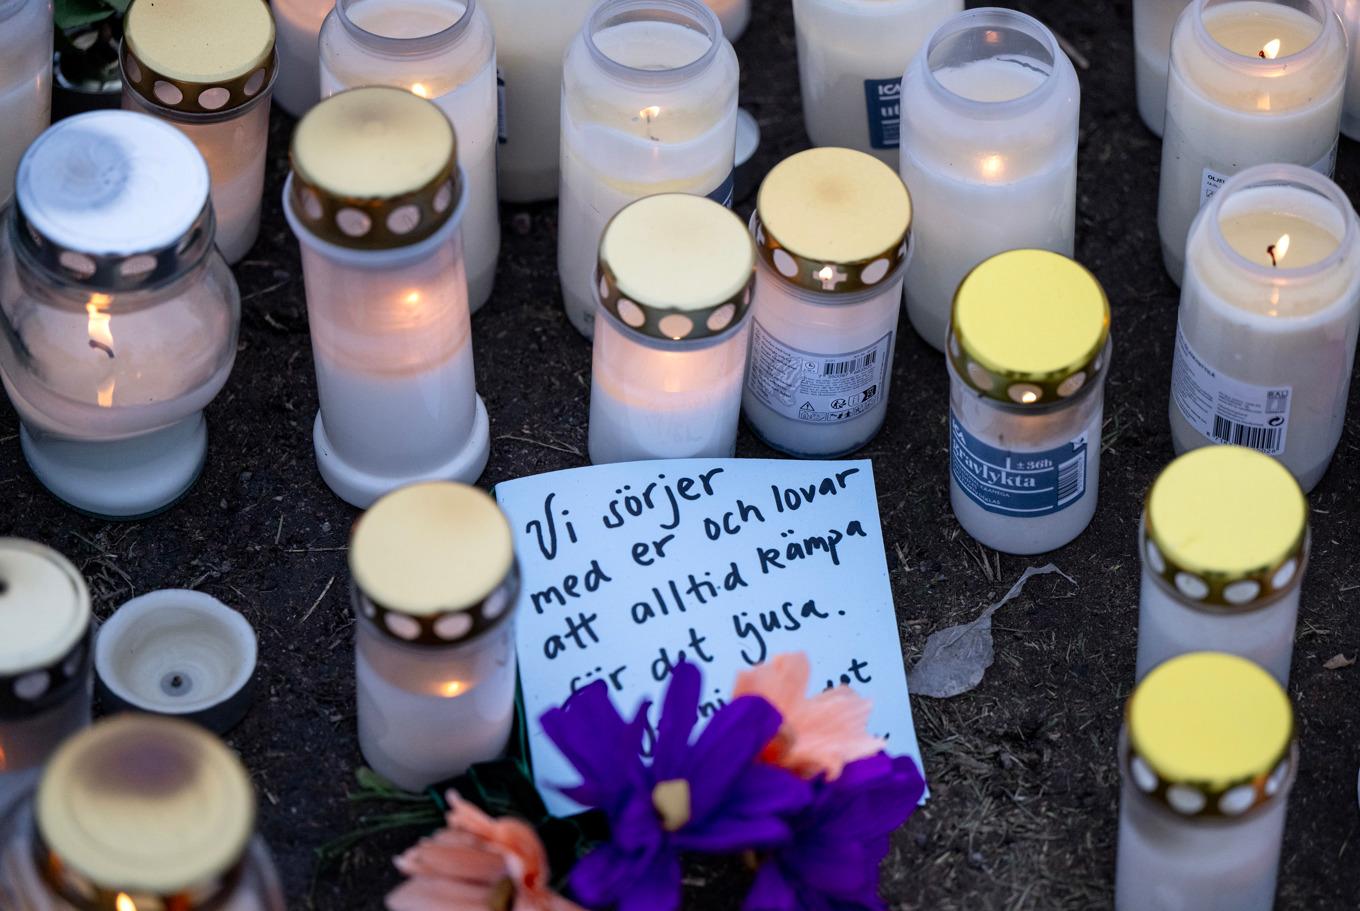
[
  {"x1": 0, "y1": 539, "x2": 89, "y2": 675},
  {"x1": 125, "y1": 0, "x2": 275, "y2": 84}
]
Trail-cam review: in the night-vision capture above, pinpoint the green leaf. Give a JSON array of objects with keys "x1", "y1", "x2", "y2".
[{"x1": 54, "y1": 0, "x2": 118, "y2": 29}]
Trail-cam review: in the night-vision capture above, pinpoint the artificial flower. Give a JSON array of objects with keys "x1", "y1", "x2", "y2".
[
  {"x1": 541, "y1": 660, "x2": 813, "y2": 911},
  {"x1": 387, "y1": 793, "x2": 585, "y2": 911},
  {"x1": 744, "y1": 753, "x2": 926, "y2": 911},
  {"x1": 733, "y1": 653, "x2": 886, "y2": 781}
]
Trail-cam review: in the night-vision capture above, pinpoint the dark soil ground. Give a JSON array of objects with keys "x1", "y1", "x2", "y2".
[{"x1": 4, "y1": 0, "x2": 1360, "y2": 908}]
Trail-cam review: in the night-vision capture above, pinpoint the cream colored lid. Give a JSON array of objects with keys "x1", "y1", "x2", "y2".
[
  {"x1": 37, "y1": 716, "x2": 255, "y2": 895},
  {"x1": 293, "y1": 87, "x2": 456, "y2": 201},
  {"x1": 351, "y1": 482, "x2": 513, "y2": 617},
  {"x1": 0, "y1": 540, "x2": 90, "y2": 675},
  {"x1": 125, "y1": 0, "x2": 275, "y2": 84}
]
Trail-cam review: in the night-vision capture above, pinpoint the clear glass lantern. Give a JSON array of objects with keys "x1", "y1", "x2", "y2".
[
  {"x1": 319, "y1": 0, "x2": 500, "y2": 313},
  {"x1": 120, "y1": 0, "x2": 277, "y2": 266},
  {"x1": 1136, "y1": 447, "x2": 1306, "y2": 685},
  {"x1": 558, "y1": 0, "x2": 740, "y2": 339},
  {"x1": 283, "y1": 87, "x2": 490, "y2": 508},
  {"x1": 1134, "y1": 0, "x2": 1191, "y2": 135},
  {"x1": 0, "y1": 111, "x2": 240, "y2": 519},
  {"x1": 272, "y1": 0, "x2": 336, "y2": 117},
  {"x1": 1157, "y1": 0, "x2": 1345, "y2": 283},
  {"x1": 0, "y1": 540, "x2": 90, "y2": 821},
  {"x1": 742, "y1": 147, "x2": 912, "y2": 458},
  {"x1": 792, "y1": 0, "x2": 961, "y2": 165},
  {"x1": 0, "y1": 0, "x2": 52, "y2": 209},
  {"x1": 351, "y1": 482, "x2": 520, "y2": 792},
  {"x1": 899, "y1": 7, "x2": 1079, "y2": 352},
  {"x1": 588, "y1": 194, "x2": 755, "y2": 464},
  {"x1": 1115, "y1": 652, "x2": 1295, "y2": 911},
  {"x1": 946, "y1": 250, "x2": 1111, "y2": 555},
  {"x1": 1169, "y1": 164, "x2": 1360, "y2": 493},
  {"x1": 0, "y1": 715, "x2": 285, "y2": 911}
]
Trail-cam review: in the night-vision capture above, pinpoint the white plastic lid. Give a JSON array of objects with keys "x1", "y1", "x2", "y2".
[{"x1": 0, "y1": 539, "x2": 90, "y2": 676}]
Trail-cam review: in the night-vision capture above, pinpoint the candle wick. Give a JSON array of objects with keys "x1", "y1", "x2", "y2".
[
  {"x1": 89, "y1": 339, "x2": 115, "y2": 358},
  {"x1": 1267, "y1": 244, "x2": 1278, "y2": 267},
  {"x1": 1258, "y1": 49, "x2": 1266, "y2": 58}
]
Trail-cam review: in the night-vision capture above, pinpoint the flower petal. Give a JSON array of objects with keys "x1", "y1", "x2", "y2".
[
  {"x1": 743, "y1": 863, "x2": 798, "y2": 911},
  {"x1": 386, "y1": 876, "x2": 491, "y2": 911},
  {"x1": 617, "y1": 852, "x2": 684, "y2": 911},
  {"x1": 541, "y1": 682, "x2": 647, "y2": 810},
  {"x1": 651, "y1": 661, "x2": 701, "y2": 780},
  {"x1": 671, "y1": 814, "x2": 791, "y2": 853},
  {"x1": 684, "y1": 696, "x2": 785, "y2": 821}
]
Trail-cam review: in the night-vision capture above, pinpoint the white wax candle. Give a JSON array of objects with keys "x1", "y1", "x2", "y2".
[
  {"x1": 272, "y1": 0, "x2": 335, "y2": 117},
  {"x1": 1134, "y1": 0, "x2": 1192, "y2": 135},
  {"x1": 0, "y1": 0, "x2": 51, "y2": 210},
  {"x1": 1337, "y1": 0, "x2": 1360, "y2": 138},
  {"x1": 704, "y1": 0, "x2": 749, "y2": 42}
]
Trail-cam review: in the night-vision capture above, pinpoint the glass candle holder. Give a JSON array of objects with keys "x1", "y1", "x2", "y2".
[
  {"x1": 743, "y1": 147, "x2": 912, "y2": 458},
  {"x1": 1136, "y1": 447, "x2": 1306, "y2": 685},
  {"x1": 792, "y1": 0, "x2": 961, "y2": 164},
  {"x1": 0, "y1": 715, "x2": 285, "y2": 910},
  {"x1": 1115, "y1": 652, "x2": 1295, "y2": 911},
  {"x1": 121, "y1": 0, "x2": 277, "y2": 266},
  {"x1": 1337, "y1": 0, "x2": 1360, "y2": 138},
  {"x1": 558, "y1": 0, "x2": 739, "y2": 339},
  {"x1": 283, "y1": 88, "x2": 490, "y2": 508},
  {"x1": 899, "y1": 8, "x2": 1080, "y2": 352},
  {"x1": 0, "y1": 0, "x2": 52, "y2": 209},
  {"x1": 0, "y1": 111, "x2": 240, "y2": 518},
  {"x1": 0, "y1": 540, "x2": 91, "y2": 821},
  {"x1": 1157, "y1": 0, "x2": 1346, "y2": 283},
  {"x1": 947, "y1": 250, "x2": 1111, "y2": 555},
  {"x1": 1169, "y1": 164, "x2": 1360, "y2": 492},
  {"x1": 320, "y1": 0, "x2": 500, "y2": 313},
  {"x1": 704, "y1": 0, "x2": 748, "y2": 41},
  {"x1": 1134, "y1": 0, "x2": 1191, "y2": 135},
  {"x1": 588, "y1": 194, "x2": 755, "y2": 464},
  {"x1": 351, "y1": 482, "x2": 520, "y2": 792},
  {"x1": 272, "y1": 0, "x2": 336, "y2": 117}
]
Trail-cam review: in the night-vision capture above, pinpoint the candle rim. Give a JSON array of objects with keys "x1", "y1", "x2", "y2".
[
  {"x1": 583, "y1": 0, "x2": 723, "y2": 88},
  {"x1": 1188, "y1": 0, "x2": 1336, "y2": 71},
  {"x1": 917, "y1": 7, "x2": 1065, "y2": 116},
  {"x1": 335, "y1": 0, "x2": 478, "y2": 57}
]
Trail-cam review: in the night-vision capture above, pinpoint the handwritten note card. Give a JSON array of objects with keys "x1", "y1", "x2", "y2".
[{"x1": 495, "y1": 458, "x2": 923, "y2": 816}]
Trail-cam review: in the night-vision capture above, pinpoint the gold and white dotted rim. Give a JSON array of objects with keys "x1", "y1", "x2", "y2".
[
  {"x1": 355, "y1": 562, "x2": 519, "y2": 647},
  {"x1": 1141, "y1": 521, "x2": 1308, "y2": 612},
  {"x1": 1124, "y1": 741, "x2": 1296, "y2": 820}
]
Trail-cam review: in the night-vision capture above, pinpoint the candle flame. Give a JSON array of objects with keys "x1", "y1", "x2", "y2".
[
  {"x1": 410, "y1": 82, "x2": 430, "y2": 98},
  {"x1": 116, "y1": 895, "x2": 137, "y2": 911},
  {"x1": 980, "y1": 154, "x2": 1005, "y2": 180},
  {"x1": 1020, "y1": 390, "x2": 1038, "y2": 404},
  {"x1": 640, "y1": 105, "x2": 661, "y2": 120},
  {"x1": 1267, "y1": 233, "x2": 1290, "y2": 267},
  {"x1": 97, "y1": 376, "x2": 116, "y2": 409},
  {"x1": 1259, "y1": 38, "x2": 1281, "y2": 59},
  {"x1": 402, "y1": 290, "x2": 421, "y2": 309},
  {"x1": 0, "y1": 742, "x2": 6, "y2": 770},
  {"x1": 86, "y1": 294, "x2": 114, "y2": 358},
  {"x1": 439, "y1": 681, "x2": 465, "y2": 697}
]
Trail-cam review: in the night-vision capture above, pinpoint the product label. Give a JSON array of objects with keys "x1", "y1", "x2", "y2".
[
  {"x1": 706, "y1": 170, "x2": 736, "y2": 208},
  {"x1": 1199, "y1": 139, "x2": 1339, "y2": 207},
  {"x1": 747, "y1": 322, "x2": 892, "y2": 423},
  {"x1": 1171, "y1": 323, "x2": 1291, "y2": 455},
  {"x1": 863, "y1": 77, "x2": 902, "y2": 150},
  {"x1": 949, "y1": 413, "x2": 1089, "y2": 518},
  {"x1": 496, "y1": 67, "x2": 508, "y2": 144}
]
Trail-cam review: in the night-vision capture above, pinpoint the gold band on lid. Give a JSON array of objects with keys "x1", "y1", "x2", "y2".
[
  {"x1": 289, "y1": 87, "x2": 462, "y2": 250},
  {"x1": 122, "y1": 0, "x2": 276, "y2": 117},
  {"x1": 753, "y1": 147, "x2": 912, "y2": 296},
  {"x1": 949, "y1": 250, "x2": 1110, "y2": 405},
  {"x1": 1125, "y1": 652, "x2": 1293, "y2": 819},
  {"x1": 1144, "y1": 446, "x2": 1308, "y2": 609},
  {"x1": 0, "y1": 539, "x2": 91, "y2": 719},
  {"x1": 598, "y1": 194, "x2": 756, "y2": 341}
]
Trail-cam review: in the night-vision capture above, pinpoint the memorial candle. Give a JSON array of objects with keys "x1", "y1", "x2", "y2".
[
  {"x1": 0, "y1": 0, "x2": 51, "y2": 210},
  {"x1": 271, "y1": 0, "x2": 335, "y2": 117},
  {"x1": 1336, "y1": 0, "x2": 1360, "y2": 138},
  {"x1": 704, "y1": 0, "x2": 749, "y2": 41},
  {"x1": 1134, "y1": 0, "x2": 1191, "y2": 135}
]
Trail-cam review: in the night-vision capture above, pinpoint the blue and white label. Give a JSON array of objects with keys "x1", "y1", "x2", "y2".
[
  {"x1": 863, "y1": 77, "x2": 902, "y2": 150},
  {"x1": 706, "y1": 170, "x2": 736, "y2": 208},
  {"x1": 949, "y1": 413, "x2": 1088, "y2": 517}
]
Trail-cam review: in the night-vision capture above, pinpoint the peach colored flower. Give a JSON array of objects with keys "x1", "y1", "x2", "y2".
[
  {"x1": 387, "y1": 794, "x2": 585, "y2": 911},
  {"x1": 733, "y1": 653, "x2": 885, "y2": 782}
]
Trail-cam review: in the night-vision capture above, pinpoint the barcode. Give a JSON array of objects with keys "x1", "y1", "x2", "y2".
[
  {"x1": 1212, "y1": 415, "x2": 1282, "y2": 453},
  {"x1": 823, "y1": 350, "x2": 876, "y2": 376},
  {"x1": 1056, "y1": 454, "x2": 1084, "y2": 504}
]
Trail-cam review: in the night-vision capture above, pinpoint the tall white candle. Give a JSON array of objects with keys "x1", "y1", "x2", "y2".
[
  {"x1": 1335, "y1": 0, "x2": 1360, "y2": 139},
  {"x1": 271, "y1": 0, "x2": 335, "y2": 117},
  {"x1": 0, "y1": 0, "x2": 51, "y2": 210},
  {"x1": 899, "y1": 8, "x2": 1080, "y2": 352},
  {"x1": 1157, "y1": 0, "x2": 1346, "y2": 283},
  {"x1": 704, "y1": 0, "x2": 749, "y2": 42},
  {"x1": 1134, "y1": 0, "x2": 1191, "y2": 135}
]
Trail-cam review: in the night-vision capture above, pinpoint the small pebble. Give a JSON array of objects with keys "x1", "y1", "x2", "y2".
[{"x1": 512, "y1": 212, "x2": 532, "y2": 235}]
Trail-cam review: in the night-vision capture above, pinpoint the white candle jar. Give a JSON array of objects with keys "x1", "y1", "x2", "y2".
[
  {"x1": 0, "y1": 111, "x2": 240, "y2": 519},
  {"x1": 1134, "y1": 0, "x2": 1191, "y2": 135},
  {"x1": 121, "y1": 0, "x2": 277, "y2": 266},
  {"x1": 0, "y1": 715, "x2": 285, "y2": 910},
  {"x1": 558, "y1": 0, "x2": 739, "y2": 339},
  {"x1": 1157, "y1": 0, "x2": 1346, "y2": 283},
  {"x1": 947, "y1": 250, "x2": 1111, "y2": 555},
  {"x1": 0, "y1": 541, "x2": 91, "y2": 821},
  {"x1": 1137, "y1": 447, "x2": 1306, "y2": 685},
  {"x1": 1169, "y1": 164, "x2": 1360, "y2": 492},
  {"x1": 1337, "y1": 0, "x2": 1360, "y2": 138},
  {"x1": 1115, "y1": 652, "x2": 1295, "y2": 911},
  {"x1": 284, "y1": 88, "x2": 491, "y2": 508},
  {"x1": 272, "y1": 0, "x2": 336, "y2": 117},
  {"x1": 0, "y1": 0, "x2": 52, "y2": 210},
  {"x1": 899, "y1": 7, "x2": 1080, "y2": 352},
  {"x1": 792, "y1": 0, "x2": 961, "y2": 165},
  {"x1": 743, "y1": 147, "x2": 911, "y2": 457},
  {"x1": 704, "y1": 0, "x2": 748, "y2": 42},
  {"x1": 320, "y1": 0, "x2": 501, "y2": 313},
  {"x1": 589, "y1": 194, "x2": 755, "y2": 464},
  {"x1": 351, "y1": 482, "x2": 520, "y2": 792}
]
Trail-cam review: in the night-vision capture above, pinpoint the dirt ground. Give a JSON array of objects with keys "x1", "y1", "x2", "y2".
[{"x1": 3, "y1": 0, "x2": 1360, "y2": 907}]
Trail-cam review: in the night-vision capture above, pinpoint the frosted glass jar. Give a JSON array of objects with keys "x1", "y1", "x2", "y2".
[
  {"x1": 1337, "y1": 0, "x2": 1360, "y2": 138},
  {"x1": 320, "y1": 0, "x2": 501, "y2": 313},
  {"x1": 0, "y1": 541, "x2": 90, "y2": 821},
  {"x1": 272, "y1": 0, "x2": 335, "y2": 116},
  {"x1": 1169, "y1": 165, "x2": 1360, "y2": 492},
  {"x1": 1157, "y1": 0, "x2": 1345, "y2": 283},
  {"x1": 947, "y1": 250, "x2": 1111, "y2": 555},
  {"x1": 899, "y1": 8, "x2": 1079, "y2": 352},
  {"x1": 704, "y1": 0, "x2": 748, "y2": 41},
  {"x1": 0, "y1": 111, "x2": 239, "y2": 518},
  {"x1": 284, "y1": 88, "x2": 490, "y2": 508},
  {"x1": 0, "y1": 0, "x2": 51, "y2": 209},
  {"x1": 1115, "y1": 652, "x2": 1295, "y2": 911},
  {"x1": 351, "y1": 483, "x2": 520, "y2": 792},
  {"x1": 121, "y1": 0, "x2": 277, "y2": 266},
  {"x1": 0, "y1": 716, "x2": 285, "y2": 911},
  {"x1": 1134, "y1": 0, "x2": 1191, "y2": 135},
  {"x1": 588, "y1": 194, "x2": 755, "y2": 463},
  {"x1": 558, "y1": 0, "x2": 739, "y2": 338},
  {"x1": 1136, "y1": 447, "x2": 1306, "y2": 684}
]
